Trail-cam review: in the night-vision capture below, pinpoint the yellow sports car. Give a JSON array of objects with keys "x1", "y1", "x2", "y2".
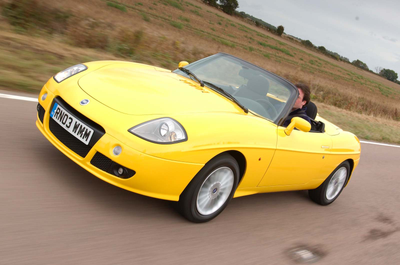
[{"x1": 36, "y1": 53, "x2": 361, "y2": 222}]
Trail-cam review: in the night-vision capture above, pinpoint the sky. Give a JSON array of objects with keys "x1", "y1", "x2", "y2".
[{"x1": 237, "y1": 0, "x2": 400, "y2": 77}]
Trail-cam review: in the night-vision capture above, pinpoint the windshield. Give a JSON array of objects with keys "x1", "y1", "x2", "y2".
[{"x1": 174, "y1": 53, "x2": 296, "y2": 123}]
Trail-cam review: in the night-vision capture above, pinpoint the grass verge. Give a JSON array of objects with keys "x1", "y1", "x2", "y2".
[
  {"x1": 318, "y1": 103, "x2": 400, "y2": 144},
  {"x1": 106, "y1": 1, "x2": 127, "y2": 12},
  {"x1": 0, "y1": 28, "x2": 397, "y2": 144},
  {"x1": 0, "y1": 0, "x2": 399, "y2": 132},
  {"x1": 0, "y1": 30, "x2": 117, "y2": 93}
]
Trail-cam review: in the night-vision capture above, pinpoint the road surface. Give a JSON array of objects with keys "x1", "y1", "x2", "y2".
[{"x1": 1, "y1": 93, "x2": 399, "y2": 264}]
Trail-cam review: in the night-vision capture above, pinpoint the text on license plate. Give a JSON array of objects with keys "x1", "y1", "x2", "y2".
[{"x1": 50, "y1": 103, "x2": 94, "y2": 145}]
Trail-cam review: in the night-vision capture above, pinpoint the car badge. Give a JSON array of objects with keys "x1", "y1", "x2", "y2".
[{"x1": 80, "y1": 99, "x2": 90, "y2": 106}]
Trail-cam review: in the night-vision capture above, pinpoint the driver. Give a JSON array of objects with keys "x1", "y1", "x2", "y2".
[{"x1": 283, "y1": 83, "x2": 311, "y2": 127}]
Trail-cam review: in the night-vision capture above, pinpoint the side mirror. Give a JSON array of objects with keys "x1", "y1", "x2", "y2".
[
  {"x1": 284, "y1": 117, "x2": 311, "y2": 136},
  {"x1": 178, "y1": 61, "x2": 189, "y2": 68}
]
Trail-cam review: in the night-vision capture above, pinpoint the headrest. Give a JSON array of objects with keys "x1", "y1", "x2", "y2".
[
  {"x1": 247, "y1": 75, "x2": 269, "y2": 96},
  {"x1": 306, "y1": 101, "x2": 318, "y2": 120}
]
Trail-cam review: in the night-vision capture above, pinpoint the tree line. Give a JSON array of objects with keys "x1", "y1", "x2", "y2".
[
  {"x1": 202, "y1": 0, "x2": 238, "y2": 15},
  {"x1": 202, "y1": 0, "x2": 399, "y2": 83}
]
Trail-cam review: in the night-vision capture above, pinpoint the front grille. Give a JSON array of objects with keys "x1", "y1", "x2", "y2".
[
  {"x1": 37, "y1": 103, "x2": 45, "y2": 123},
  {"x1": 48, "y1": 97, "x2": 105, "y2": 158},
  {"x1": 49, "y1": 120, "x2": 93, "y2": 157},
  {"x1": 91, "y1": 152, "x2": 136, "y2": 179}
]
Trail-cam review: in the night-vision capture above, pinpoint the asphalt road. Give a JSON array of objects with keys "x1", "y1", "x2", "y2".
[{"x1": 1, "y1": 94, "x2": 400, "y2": 265}]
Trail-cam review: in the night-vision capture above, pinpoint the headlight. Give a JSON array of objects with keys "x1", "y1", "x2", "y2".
[
  {"x1": 129, "y1": 118, "x2": 187, "y2": 144},
  {"x1": 54, "y1": 64, "x2": 87, "y2": 83}
]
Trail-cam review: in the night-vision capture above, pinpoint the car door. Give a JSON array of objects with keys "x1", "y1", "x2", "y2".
[{"x1": 257, "y1": 126, "x2": 333, "y2": 187}]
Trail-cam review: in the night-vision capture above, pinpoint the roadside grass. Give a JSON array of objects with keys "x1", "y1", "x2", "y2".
[
  {"x1": 0, "y1": 0, "x2": 399, "y2": 123},
  {"x1": 106, "y1": 1, "x2": 127, "y2": 12},
  {"x1": 161, "y1": 0, "x2": 184, "y2": 11},
  {"x1": 213, "y1": 37, "x2": 235, "y2": 47},
  {"x1": 185, "y1": 1, "x2": 202, "y2": 9},
  {"x1": 318, "y1": 103, "x2": 400, "y2": 144},
  {"x1": 141, "y1": 12, "x2": 150, "y2": 22},
  {"x1": 190, "y1": 9, "x2": 202, "y2": 16},
  {"x1": 257, "y1": 41, "x2": 294, "y2": 57},
  {"x1": 0, "y1": 30, "x2": 398, "y2": 144},
  {"x1": 169, "y1": 21, "x2": 183, "y2": 29},
  {"x1": 1, "y1": 0, "x2": 71, "y2": 34},
  {"x1": 112, "y1": 28, "x2": 145, "y2": 57},
  {"x1": 0, "y1": 30, "x2": 118, "y2": 93},
  {"x1": 178, "y1": 16, "x2": 190, "y2": 22}
]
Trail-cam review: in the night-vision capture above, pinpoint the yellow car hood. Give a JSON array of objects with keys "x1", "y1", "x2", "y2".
[{"x1": 78, "y1": 63, "x2": 240, "y2": 115}]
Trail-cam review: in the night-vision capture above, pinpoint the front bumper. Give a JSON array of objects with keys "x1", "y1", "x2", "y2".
[{"x1": 36, "y1": 88, "x2": 204, "y2": 201}]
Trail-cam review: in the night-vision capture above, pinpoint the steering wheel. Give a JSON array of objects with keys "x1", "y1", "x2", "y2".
[{"x1": 256, "y1": 99, "x2": 278, "y2": 118}]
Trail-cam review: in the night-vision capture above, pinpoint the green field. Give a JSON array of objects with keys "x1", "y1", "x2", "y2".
[{"x1": 0, "y1": 0, "x2": 399, "y2": 143}]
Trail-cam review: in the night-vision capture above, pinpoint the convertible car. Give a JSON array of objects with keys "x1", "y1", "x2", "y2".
[{"x1": 36, "y1": 53, "x2": 361, "y2": 222}]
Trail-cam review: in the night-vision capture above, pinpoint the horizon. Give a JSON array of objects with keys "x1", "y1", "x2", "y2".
[{"x1": 238, "y1": 0, "x2": 400, "y2": 80}]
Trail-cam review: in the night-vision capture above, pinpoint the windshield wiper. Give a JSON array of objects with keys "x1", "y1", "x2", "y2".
[
  {"x1": 203, "y1": 81, "x2": 248, "y2": 113},
  {"x1": 179, "y1": 67, "x2": 204, "y2": 87}
]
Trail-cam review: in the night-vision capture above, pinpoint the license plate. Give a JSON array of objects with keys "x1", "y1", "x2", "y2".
[{"x1": 50, "y1": 103, "x2": 94, "y2": 145}]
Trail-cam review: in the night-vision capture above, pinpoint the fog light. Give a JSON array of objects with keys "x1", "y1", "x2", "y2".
[
  {"x1": 41, "y1": 93, "x2": 47, "y2": 101},
  {"x1": 112, "y1": 165, "x2": 126, "y2": 177},
  {"x1": 113, "y1": 145, "x2": 122, "y2": 156}
]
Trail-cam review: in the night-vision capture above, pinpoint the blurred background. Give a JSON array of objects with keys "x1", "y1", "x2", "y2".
[
  {"x1": 1, "y1": 1, "x2": 400, "y2": 264},
  {"x1": 0, "y1": 0, "x2": 399, "y2": 143}
]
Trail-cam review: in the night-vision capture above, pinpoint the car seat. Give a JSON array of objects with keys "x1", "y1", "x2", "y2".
[
  {"x1": 306, "y1": 101, "x2": 325, "y2": 132},
  {"x1": 306, "y1": 101, "x2": 318, "y2": 119}
]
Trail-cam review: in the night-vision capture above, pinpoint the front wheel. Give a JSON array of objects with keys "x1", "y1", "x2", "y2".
[
  {"x1": 309, "y1": 161, "x2": 350, "y2": 205},
  {"x1": 178, "y1": 154, "x2": 239, "y2": 223}
]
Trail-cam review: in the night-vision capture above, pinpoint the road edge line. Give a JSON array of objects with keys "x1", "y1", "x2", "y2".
[
  {"x1": 0, "y1": 93, "x2": 38, "y2": 102},
  {"x1": 360, "y1": 140, "x2": 400, "y2": 149}
]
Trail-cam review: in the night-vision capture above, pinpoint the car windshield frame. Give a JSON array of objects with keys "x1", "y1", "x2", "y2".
[{"x1": 173, "y1": 53, "x2": 298, "y2": 126}]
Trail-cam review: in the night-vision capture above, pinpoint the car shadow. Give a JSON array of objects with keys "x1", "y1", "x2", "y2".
[
  {"x1": 35, "y1": 142, "x2": 315, "y2": 223},
  {"x1": 36, "y1": 143, "x2": 185, "y2": 222}
]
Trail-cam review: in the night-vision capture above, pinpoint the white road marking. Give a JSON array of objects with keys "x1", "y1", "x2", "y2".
[
  {"x1": 360, "y1": 140, "x2": 400, "y2": 149},
  {"x1": 0, "y1": 93, "x2": 38, "y2": 102},
  {"x1": 1, "y1": 92, "x2": 400, "y2": 148}
]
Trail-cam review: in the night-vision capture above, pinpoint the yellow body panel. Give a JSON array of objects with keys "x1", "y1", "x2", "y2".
[{"x1": 36, "y1": 60, "x2": 361, "y2": 202}]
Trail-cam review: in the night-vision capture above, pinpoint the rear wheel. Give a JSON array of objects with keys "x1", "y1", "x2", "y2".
[
  {"x1": 309, "y1": 161, "x2": 350, "y2": 205},
  {"x1": 178, "y1": 154, "x2": 239, "y2": 223}
]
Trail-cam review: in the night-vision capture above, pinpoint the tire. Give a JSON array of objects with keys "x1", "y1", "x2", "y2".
[
  {"x1": 309, "y1": 161, "x2": 350, "y2": 205},
  {"x1": 178, "y1": 154, "x2": 239, "y2": 223}
]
